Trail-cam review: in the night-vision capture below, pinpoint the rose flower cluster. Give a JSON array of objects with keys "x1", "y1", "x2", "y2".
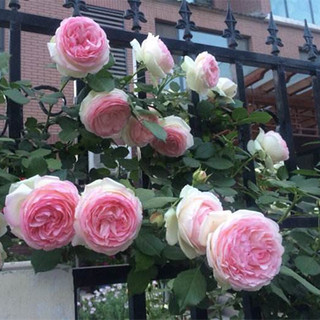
[
  {"x1": 4, "y1": 175, "x2": 142, "y2": 255},
  {"x1": 1, "y1": 15, "x2": 287, "y2": 294},
  {"x1": 165, "y1": 185, "x2": 284, "y2": 291}
]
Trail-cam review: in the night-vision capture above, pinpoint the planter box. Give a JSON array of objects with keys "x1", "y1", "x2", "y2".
[{"x1": 0, "y1": 261, "x2": 74, "y2": 320}]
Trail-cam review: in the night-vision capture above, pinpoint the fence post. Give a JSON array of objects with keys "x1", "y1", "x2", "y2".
[
  {"x1": 273, "y1": 64, "x2": 297, "y2": 172},
  {"x1": 312, "y1": 69, "x2": 320, "y2": 136},
  {"x1": 8, "y1": 0, "x2": 23, "y2": 139}
]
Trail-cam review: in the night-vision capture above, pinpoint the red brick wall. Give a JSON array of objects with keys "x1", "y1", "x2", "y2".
[{"x1": 2, "y1": 0, "x2": 320, "y2": 131}]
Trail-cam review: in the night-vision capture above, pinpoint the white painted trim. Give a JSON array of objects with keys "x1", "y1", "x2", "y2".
[{"x1": 265, "y1": 14, "x2": 320, "y2": 32}]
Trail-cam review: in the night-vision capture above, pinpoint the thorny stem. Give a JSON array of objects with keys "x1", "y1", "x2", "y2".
[
  {"x1": 232, "y1": 154, "x2": 257, "y2": 178},
  {"x1": 277, "y1": 193, "x2": 300, "y2": 224}
]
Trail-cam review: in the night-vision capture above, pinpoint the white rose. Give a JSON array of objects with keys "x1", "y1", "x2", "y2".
[
  {"x1": 131, "y1": 33, "x2": 174, "y2": 79},
  {"x1": 247, "y1": 128, "x2": 289, "y2": 168},
  {"x1": 165, "y1": 185, "x2": 231, "y2": 259}
]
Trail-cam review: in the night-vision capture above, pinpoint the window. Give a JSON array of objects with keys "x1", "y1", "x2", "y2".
[
  {"x1": 270, "y1": 0, "x2": 320, "y2": 25},
  {"x1": 81, "y1": 5, "x2": 127, "y2": 77}
]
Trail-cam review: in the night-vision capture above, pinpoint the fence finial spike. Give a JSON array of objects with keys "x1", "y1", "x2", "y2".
[
  {"x1": 124, "y1": 0, "x2": 147, "y2": 33},
  {"x1": 301, "y1": 19, "x2": 319, "y2": 61},
  {"x1": 265, "y1": 11, "x2": 283, "y2": 56},
  {"x1": 63, "y1": 0, "x2": 88, "y2": 17},
  {"x1": 9, "y1": 0, "x2": 20, "y2": 10},
  {"x1": 222, "y1": 1, "x2": 242, "y2": 49},
  {"x1": 176, "y1": 0, "x2": 197, "y2": 42}
]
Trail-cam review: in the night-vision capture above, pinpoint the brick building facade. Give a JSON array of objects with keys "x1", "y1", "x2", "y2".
[{"x1": 2, "y1": 0, "x2": 320, "y2": 160}]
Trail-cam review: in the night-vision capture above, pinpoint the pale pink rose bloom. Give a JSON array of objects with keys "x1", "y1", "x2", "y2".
[
  {"x1": 4, "y1": 175, "x2": 79, "y2": 251},
  {"x1": 207, "y1": 210, "x2": 284, "y2": 291},
  {"x1": 165, "y1": 185, "x2": 231, "y2": 259},
  {"x1": 182, "y1": 52, "x2": 220, "y2": 95},
  {"x1": 150, "y1": 116, "x2": 194, "y2": 157},
  {"x1": 79, "y1": 89, "x2": 131, "y2": 138},
  {"x1": 121, "y1": 112, "x2": 159, "y2": 147},
  {"x1": 48, "y1": 16, "x2": 110, "y2": 78},
  {"x1": 72, "y1": 178, "x2": 143, "y2": 255},
  {"x1": 131, "y1": 33, "x2": 174, "y2": 79},
  {"x1": 247, "y1": 128, "x2": 289, "y2": 165}
]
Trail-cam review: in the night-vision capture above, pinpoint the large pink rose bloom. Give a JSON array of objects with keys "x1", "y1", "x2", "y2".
[
  {"x1": 79, "y1": 89, "x2": 131, "y2": 138},
  {"x1": 72, "y1": 178, "x2": 143, "y2": 255},
  {"x1": 131, "y1": 33, "x2": 174, "y2": 79},
  {"x1": 207, "y1": 210, "x2": 284, "y2": 291},
  {"x1": 165, "y1": 185, "x2": 231, "y2": 259},
  {"x1": 150, "y1": 116, "x2": 194, "y2": 157},
  {"x1": 4, "y1": 175, "x2": 79, "y2": 251},
  {"x1": 48, "y1": 16, "x2": 110, "y2": 78},
  {"x1": 121, "y1": 111, "x2": 159, "y2": 147},
  {"x1": 182, "y1": 52, "x2": 220, "y2": 95}
]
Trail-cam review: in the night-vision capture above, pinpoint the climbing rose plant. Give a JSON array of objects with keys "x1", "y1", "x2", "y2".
[{"x1": 0, "y1": 15, "x2": 320, "y2": 319}]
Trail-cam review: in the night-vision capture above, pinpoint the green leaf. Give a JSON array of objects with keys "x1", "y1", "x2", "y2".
[
  {"x1": 280, "y1": 266, "x2": 320, "y2": 295},
  {"x1": 232, "y1": 107, "x2": 248, "y2": 121},
  {"x1": 31, "y1": 249, "x2": 63, "y2": 273},
  {"x1": 111, "y1": 147, "x2": 129, "y2": 158},
  {"x1": 169, "y1": 81, "x2": 180, "y2": 92},
  {"x1": 162, "y1": 246, "x2": 186, "y2": 261},
  {"x1": 292, "y1": 169, "x2": 320, "y2": 177},
  {"x1": 39, "y1": 92, "x2": 64, "y2": 105},
  {"x1": 173, "y1": 268, "x2": 207, "y2": 311},
  {"x1": 135, "y1": 232, "x2": 165, "y2": 257},
  {"x1": 183, "y1": 157, "x2": 201, "y2": 168},
  {"x1": 294, "y1": 256, "x2": 320, "y2": 276},
  {"x1": 118, "y1": 158, "x2": 139, "y2": 171},
  {"x1": 143, "y1": 196, "x2": 178, "y2": 209},
  {"x1": 127, "y1": 266, "x2": 158, "y2": 295},
  {"x1": 205, "y1": 157, "x2": 234, "y2": 170},
  {"x1": 0, "y1": 169, "x2": 18, "y2": 182},
  {"x1": 195, "y1": 142, "x2": 215, "y2": 160},
  {"x1": 135, "y1": 250, "x2": 155, "y2": 271},
  {"x1": 0, "y1": 137, "x2": 15, "y2": 143},
  {"x1": 86, "y1": 69, "x2": 115, "y2": 92},
  {"x1": 248, "y1": 111, "x2": 272, "y2": 124},
  {"x1": 269, "y1": 283, "x2": 290, "y2": 305},
  {"x1": 215, "y1": 187, "x2": 237, "y2": 197},
  {"x1": 46, "y1": 158, "x2": 62, "y2": 171},
  {"x1": 0, "y1": 52, "x2": 10, "y2": 76},
  {"x1": 25, "y1": 157, "x2": 48, "y2": 177},
  {"x1": 197, "y1": 100, "x2": 214, "y2": 118},
  {"x1": 135, "y1": 188, "x2": 155, "y2": 205},
  {"x1": 142, "y1": 120, "x2": 167, "y2": 141},
  {"x1": 30, "y1": 148, "x2": 51, "y2": 158},
  {"x1": 277, "y1": 166, "x2": 289, "y2": 180},
  {"x1": 59, "y1": 128, "x2": 79, "y2": 142},
  {"x1": 4, "y1": 89, "x2": 30, "y2": 104}
]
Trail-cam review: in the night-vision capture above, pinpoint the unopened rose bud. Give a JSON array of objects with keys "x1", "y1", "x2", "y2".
[
  {"x1": 192, "y1": 168, "x2": 208, "y2": 184},
  {"x1": 150, "y1": 212, "x2": 164, "y2": 227}
]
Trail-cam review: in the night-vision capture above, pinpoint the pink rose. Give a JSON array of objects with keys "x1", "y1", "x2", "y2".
[
  {"x1": 165, "y1": 185, "x2": 231, "y2": 259},
  {"x1": 4, "y1": 175, "x2": 79, "y2": 251},
  {"x1": 131, "y1": 33, "x2": 174, "y2": 79},
  {"x1": 79, "y1": 89, "x2": 131, "y2": 138},
  {"x1": 72, "y1": 178, "x2": 142, "y2": 255},
  {"x1": 150, "y1": 116, "x2": 194, "y2": 157},
  {"x1": 207, "y1": 210, "x2": 284, "y2": 291},
  {"x1": 121, "y1": 110, "x2": 159, "y2": 147},
  {"x1": 48, "y1": 16, "x2": 110, "y2": 78},
  {"x1": 182, "y1": 52, "x2": 220, "y2": 95},
  {"x1": 247, "y1": 128, "x2": 289, "y2": 167}
]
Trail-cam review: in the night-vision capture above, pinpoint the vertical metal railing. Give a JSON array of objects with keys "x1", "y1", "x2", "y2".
[
  {"x1": 2, "y1": 0, "x2": 320, "y2": 319},
  {"x1": 8, "y1": 0, "x2": 22, "y2": 139}
]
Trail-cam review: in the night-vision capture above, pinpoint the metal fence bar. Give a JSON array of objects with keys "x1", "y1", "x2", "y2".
[
  {"x1": 8, "y1": 1, "x2": 22, "y2": 139},
  {"x1": 273, "y1": 64, "x2": 297, "y2": 172},
  {"x1": 312, "y1": 69, "x2": 320, "y2": 135}
]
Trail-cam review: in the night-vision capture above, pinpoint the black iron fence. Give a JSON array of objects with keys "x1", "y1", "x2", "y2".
[{"x1": 1, "y1": 0, "x2": 320, "y2": 319}]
